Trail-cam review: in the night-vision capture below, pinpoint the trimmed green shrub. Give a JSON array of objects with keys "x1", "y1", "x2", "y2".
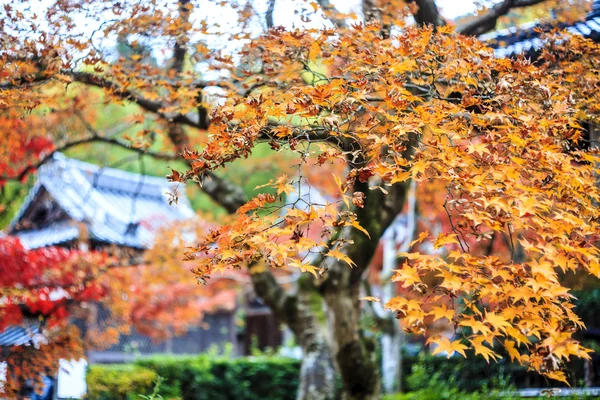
[
  {"x1": 385, "y1": 359, "x2": 599, "y2": 400},
  {"x1": 134, "y1": 355, "x2": 205, "y2": 400},
  {"x1": 87, "y1": 364, "x2": 158, "y2": 400},
  {"x1": 175, "y1": 356, "x2": 300, "y2": 400},
  {"x1": 400, "y1": 351, "x2": 589, "y2": 392},
  {"x1": 86, "y1": 355, "x2": 301, "y2": 400},
  {"x1": 384, "y1": 391, "x2": 600, "y2": 400}
]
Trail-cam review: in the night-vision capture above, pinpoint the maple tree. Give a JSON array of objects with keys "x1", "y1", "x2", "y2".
[
  {"x1": 0, "y1": 237, "x2": 103, "y2": 396},
  {"x1": 2, "y1": 0, "x2": 600, "y2": 399},
  {"x1": 0, "y1": 222, "x2": 241, "y2": 397}
]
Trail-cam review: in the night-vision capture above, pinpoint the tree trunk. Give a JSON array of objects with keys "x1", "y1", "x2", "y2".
[
  {"x1": 297, "y1": 336, "x2": 336, "y2": 400},
  {"x1": 323, "y1": 260, "x2": 381, "y2": 400},
  {"x1": 296, "y1": 281, "x2": 336, "y2": 400},
  {"x1": 250, "y1": 269, "x2": 337, "y2": 399},
  {"x1": 380, "y1": 189, "x2": 416, "y2": 393},
  {"x1": 412, "y1": 0, "x2": 445, "y2": 27},
  {"x1": 317, "y1": 179, "x2": 411, "y2": 400},
  {"x1": 381, "y1": 322, "x2": 403, "y2": 394}
]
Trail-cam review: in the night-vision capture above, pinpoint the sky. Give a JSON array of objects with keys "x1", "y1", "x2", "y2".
[
  {"x1": 327, "y1": 0, "x2": 479, "y2": 21},
  {"x1": 10, "y1": 0, "x2": 482, "y2": 73},
  {"x1": 436, "y1": 0, "x2": 479, "y2": 19}
]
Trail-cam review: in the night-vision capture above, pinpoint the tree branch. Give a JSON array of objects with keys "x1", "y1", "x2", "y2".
[
  {"x1": 0, "y1": 135, "x2": 177, "y2": 184},
  {"x1": 265, "y1": 0, "x2": 276, "y2": 29},
  {"x1": 410, "y1": 0, "x2": 446, "y2": 27},
  {"x1": 69, "y1": 71, "x2": 203, "y2": 128},
  {"x1": 317, "y1": 0, "x2": 347, "y2": 28},
  {"x1": 199, "y1": 173, "x2": 248, "y2": 213},
  {"x1": 457, "y1": 0, "x2": 548, "y2": 37},
  {"x1": 249, "y1": 268, "x2": 302, "y2": 335}
]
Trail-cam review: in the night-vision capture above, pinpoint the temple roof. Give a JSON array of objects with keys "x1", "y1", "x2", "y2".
[
  {"x1": 0, "y1": 325, "x2": 41, "y2": 347},
  {"x1": 8, "y1": 153, "x2": 194, "y2": 250},
  {"x1": 481, "y1": 1, "x2": 600, "y2": 57}
]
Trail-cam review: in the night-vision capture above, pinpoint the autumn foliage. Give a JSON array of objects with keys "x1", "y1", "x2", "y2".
[
  {"x1": 0, "y1": 237, "x2": 102, "y2": 395},
  {"x1": 175, "y1": 25, "x2": 600, "y2": 383},
  {"x1": 1, "y1": 0, "x2": 600, "y2": 397},
  {"x1": 0, "y1": 225, "x2": 238, "y2": 396}
]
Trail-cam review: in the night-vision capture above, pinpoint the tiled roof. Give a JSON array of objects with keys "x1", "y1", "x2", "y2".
[
  {"x1": 481, "y1": 1, "x2": 600, "y2": 58},
  {"x1": 9, "y1": 153, "x2": 195, "y2": 249},
  {"x1": 0, "y1": 325, "x2": 40, "y2": 347}
]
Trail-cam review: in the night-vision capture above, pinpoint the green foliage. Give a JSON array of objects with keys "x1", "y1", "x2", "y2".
[
  {"x1": 85, "y1": 351, "x2": 599, "y2": 400},
  {"x1": 385, "y1": 356, "x2": 599, "y2": 400},
  {"x1": 177, "y1": 356, "x2": 299, "y2": 400},
  {"x1": 138, "y1": 377, "x2": 165, "y2": 400},
  {"x1": 400, "y1": 350, "x2": 590, "y2": 392},
  {"x1": 573, "y1": 288, "x2": 600, "y2": 328},
  {"x1": 86, "y1": 364, "x2": 158, "y2": 400},
  {"x1": 88, "y1": 355, "x2": 301, "y2": 400},
  {"x1": 0, "y1": 179, "x2": 34, "y2": 229},
  {"x1": 399, "y1": 356, "x2": 503, "y2": 400},
  {"x1": 384, "y1": 390, "x2": 599, "y2": 400},
  {"x1": 132, "y1": 355, "x2": 205, "y2": 400}
]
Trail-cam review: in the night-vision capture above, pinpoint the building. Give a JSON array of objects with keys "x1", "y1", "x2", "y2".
[
  {"x1": 8, "y1": 152, "x2": 194, "y2": 251},
  {"x1": 1, "y1": 153, "x2": 237, "y2": 361},
  {"x1": 479, "y1": 1, "x2": 600, "y2": 155},
  {"x1": 481, "y1": 0, "x2": 600, "y2": 58}
]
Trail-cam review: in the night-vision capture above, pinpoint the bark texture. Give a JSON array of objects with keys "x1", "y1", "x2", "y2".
[
  {"x1": 323, "y1": 260, "x2": 380, "y2": 400},
  {"x1": 250, "y1": 270, "x2": 336, "y2": 400},
  {"x1": 296, "y1": 284, "x2": 336, "y2": 400}
]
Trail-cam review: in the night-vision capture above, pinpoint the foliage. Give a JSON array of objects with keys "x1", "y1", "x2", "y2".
[
  {"x1": 86, "y1": 364, "x2": 158, "y2": 400},
  {"x1": 2, "y1": 0, "x2": 600, "y2": 397},
  {"x1": 0, "y1": 237, "x2": 106, "y2": 331},
  {"x1": 400, "y1": 352, "x2": 583, "y2": 392},
  {"x1": 0, "y1": 221, "x2": 241, "y2": 396},
  {"x1": 183, "y1": 22, "x2": 600, "y2": 384},
  {"x1": 91, "y1": 353, "x2": 600, "y2": 400},
  {"x1": 0, "y1": 237, "x2": 107, "y2": 396},
  {"x1": 383, "y1": 389, "x2": 600, "y2": 400},
  {"x1": 88, "y1": 355, "x2": 301, "y2": 400},
  {"x1": 386, "y1": 352, "x2": 600, "y2": 400},
  {"x1": 138, "y1": 376, "x2": 166, "y2": 400},
  {"x1": 132, "y1": 355, "x2": 204, "y2": 400}
]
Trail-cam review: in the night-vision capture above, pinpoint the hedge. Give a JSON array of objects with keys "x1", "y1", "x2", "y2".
[
  {"x1": 400, "y1": 350, "x2": 591, "y2": 392},
  {"x1": 87, "y1": 355, "x2": 301, "y2": 400},
  {"x1": 383, "y1": 390, "x2": 600, "y2": 400},
  {"x1": 87, "y1": 352, "x2": 596, "y2": 399},
  {"x1": 87, "y1": 364, "x2": 158, "y2": 400}
]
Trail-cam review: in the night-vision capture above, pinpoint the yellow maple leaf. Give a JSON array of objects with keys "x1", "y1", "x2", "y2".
[
  {"x1": 429, "y1": 336, "x2": 468, "y2": 358},
  {"x1": 544, "y1": 371, "x2": 569, "y2": 385},
  {"x1": 484, "y1": 312, "x2": 511, "y2": 333},
  {"x1": 409, "y1": 230, "x2": 430, "y2": 248},
  {"x1": 466, "y1": 142, "x2": 490, "y2": 156},
  {"x1": 275, "y1": 175, "x2": 296, "y2": 195},
  {"x1": 360, "y1": 296, "x2": 381, "y2": 303},
  {"x1": 429, "y1": 304, "x2": 454, "y2": 322},
  {"x1": 392, "y1": 264, "x2": 422, "y2": 287},
  {"x1": 351, "y1": 220, "x2": 371, "y2": 238},
  {"x1": 504, "y1": 340, "x2": 521, "y2": 362},
  {"x1": 326, "y1": 249, "x2": 356, "y2": 268},
  {"x1": 433, "y1": 233, "x2": 459, "y2": 249},
  {"x1": 470, "y1": 337, "x2": 502, "y2": 363},
  {"x1": 308, "y1": 41, "x2": 321, "y2": 63}
]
